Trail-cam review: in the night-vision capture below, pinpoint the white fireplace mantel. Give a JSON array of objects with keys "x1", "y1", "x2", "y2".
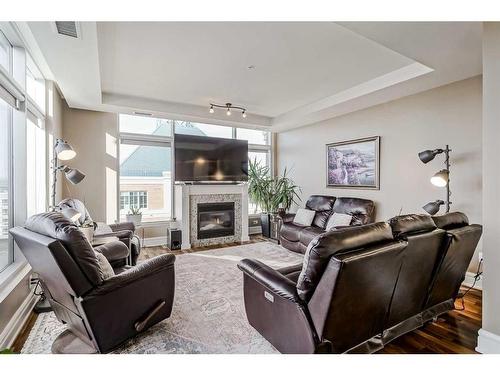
[{"x1": 174, "y1": 184, "x2": 249, "y2": 249}]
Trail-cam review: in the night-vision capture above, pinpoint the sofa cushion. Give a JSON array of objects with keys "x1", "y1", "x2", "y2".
[
  {"x1": 94, "y1": 251, "x2": 115, "y2": 280},
  {"x1": 281, "y1": 222, "x2": 307, "y2": 243},
  {"x1": 305, "y1": 195, "x2": 336, "y2": 228},
  {"x1": 389, "y1": 214, "x2": 437, "y2": 238},
  {"x1": 332, "y1": 197, "x2": 375, "y2": 226},
  {"x1": 25, "y1": 212, "x2": 104, "y2": 286},
  {"x1": 299, "y1": 226, "x2": 325, "y2": 247},
  {"x1": 325, "y1": 213, "x2": 353, "y2": 231},
  {"x1": 278, "y1": 263, "x2": 303, "y2": 283},
  {"x1": 293, "y1": 208, "x2": 315, "y2": 226},
  {"x1": 94, "y1": 241, "x2": 129, "y2": 261},
  {"x1": 296, "y1": 222, "x2": 394, "y2": 301},
  {"x1": 432, "y1": 212, "x2": 469, "y2": 230}
]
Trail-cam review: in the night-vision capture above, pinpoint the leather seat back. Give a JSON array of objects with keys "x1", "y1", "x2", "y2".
[
  {"x1": 385, "y1": 214, "x2": 445, "y2": 329},
  {"x1": 425, "y1": 212, "x2": 482, "y2": 309},
  {"x1": 23, "y1": 212, "x2": 104, "y2": 289},
  {"x1": 332, "y1": 197, "x2": 376, "y2": 225},
  {"x1": 305, "y1": 195, "x2": 336, "y2": 229},
  {"x1": 305, "y1": 224, "x2": 406, "y2": 353},
  {"x1": 296, "y1": 222, "x2": 395, "y2": 301}
]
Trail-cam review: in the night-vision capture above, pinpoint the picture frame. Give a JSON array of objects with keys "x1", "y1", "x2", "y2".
[{"x1": 326, "y1": 136, "x2": 380, "y2": 189}]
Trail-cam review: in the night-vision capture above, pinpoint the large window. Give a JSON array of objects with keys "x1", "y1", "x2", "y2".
[
  {"x1": 26, "y1": 116, "x2": 46, "y2": 217},
  {"x1": 26, "y1": 55, "x2": 46, "y2": 113},
  {"x1": 119, "y1": 115, "x2": 173, "y2": 222},
  {"x1": 119, "y1": 114, "x2": 273, "y2": 221},
  {"x1": 0, "y1": 98, "x2": 12, "y2": 272},
  {"x1": 175, "y1": 121, "x2": 233, "y2": 139}
]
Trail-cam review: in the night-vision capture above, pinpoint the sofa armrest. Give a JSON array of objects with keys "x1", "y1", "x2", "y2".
[
  {"x1": 88, "y1": 254, "x2": 175, "y2": 296},
  {"x1": 238, "y1": 259, "x2": 301, "y2": 303},
  {"x1": 282, "y1": 213, "x2": 296, "y2": 223},
  {"x1": 110, "y1": 222, "x2": 135, "y2": 233}
]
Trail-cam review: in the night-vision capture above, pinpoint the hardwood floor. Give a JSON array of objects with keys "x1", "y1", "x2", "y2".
[
  {"x1": 12, "y1": 237, "x2": 482, "y2": 354},
  {"x1": 379, "y1": 289, "x2": 482, "y2": 354}
]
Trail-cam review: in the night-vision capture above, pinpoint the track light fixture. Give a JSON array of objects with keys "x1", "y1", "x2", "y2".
[
  {"x1": 418, "y1": 145, "x2": 452, "y2": 214},
  {"x1": 209, "y1": 102, "x2": 247, "y2": 118}
]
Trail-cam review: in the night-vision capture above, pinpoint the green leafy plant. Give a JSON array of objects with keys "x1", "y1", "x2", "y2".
[
  {"x1": 0, "y1": 348, "x2": 14, "y2": 354},
  {"x1": 248, "y1": 159, "x2": 301, "y2": 213},
  {"x1": 128, "y1": 206, "x2": 142, "y2": 215}
]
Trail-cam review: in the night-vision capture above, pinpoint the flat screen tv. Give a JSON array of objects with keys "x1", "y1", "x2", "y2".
[{"x1": 174, "y1": 134, "x2": 248, "y2": 183}]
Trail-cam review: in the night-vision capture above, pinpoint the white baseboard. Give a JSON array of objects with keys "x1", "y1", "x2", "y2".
[
  {"x1": 143, "y1": 236, "x2": 168, "y2": 247},
  {"x1": 0, "y1": 293, "x2": 38, "y2": 350},
  {"x1": 463, "y1": 271, "x2": 482, "y2": 290},
  {"x1": 476, "y1": 329, "x2": 500, "y2": 353}
]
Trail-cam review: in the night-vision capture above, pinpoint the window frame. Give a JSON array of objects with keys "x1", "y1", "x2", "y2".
[
  {"x1": 0, "y1": 97, "x2": 14, "y2": 273},
  {"x1": 120, "y1": 191, "x2": 148, "y2": 211}
]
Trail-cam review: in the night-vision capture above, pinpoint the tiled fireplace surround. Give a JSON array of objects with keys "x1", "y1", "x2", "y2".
[{"x1": 174, "y1": 184, "x2": 250, "y2": 249}]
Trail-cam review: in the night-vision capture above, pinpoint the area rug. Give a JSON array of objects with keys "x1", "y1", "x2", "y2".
[{"x1": 21, "y1": 241, "x2": 303, "y2": 354}]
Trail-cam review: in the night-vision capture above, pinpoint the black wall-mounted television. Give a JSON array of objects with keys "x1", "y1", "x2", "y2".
[{"x1": 174, "y1": 134, "x2": 248, "y2": 183}]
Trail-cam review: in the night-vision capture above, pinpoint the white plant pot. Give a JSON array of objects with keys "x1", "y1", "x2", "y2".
[{"x1": 126, "y1": 214, "x2": 142, "y2": 225}]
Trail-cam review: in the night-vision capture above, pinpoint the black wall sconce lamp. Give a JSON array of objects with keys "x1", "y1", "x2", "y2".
[{"x1": 418, "y1": 145, "x2": 451, "y2": 215}]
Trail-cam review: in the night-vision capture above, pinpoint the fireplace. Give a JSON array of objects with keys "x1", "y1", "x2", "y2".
[{"x1": 197, "y1": 202, "x2": 235, "y2": 240}]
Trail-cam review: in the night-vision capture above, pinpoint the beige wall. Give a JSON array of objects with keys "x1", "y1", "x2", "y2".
[
  {"x1": 480, "y1": 22, "x2": 500, "y2": 349},
  {"x1": 62, "y1": 106, "x2": 119, "y2": 223},
  {"x1": 278, "y1": 77, "x2": 483, "y2": 266}
]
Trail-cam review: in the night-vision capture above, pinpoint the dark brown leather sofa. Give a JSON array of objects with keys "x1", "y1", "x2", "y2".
[
  {"x1": 280, "y1": 195, "x2": 375, "y2": 253},
  {"x1": 238, "y1": 212, "x2": 482, "y2": 353},
  {"x1": 10, "y1": 212, "x2": 175, "y2": 353}
]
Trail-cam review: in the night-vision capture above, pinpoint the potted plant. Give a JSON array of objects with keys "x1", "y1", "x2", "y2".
[
  {"x1": 126, "y1": 206, "x2": 143, "y2": 225},
  {"x1": 248, "y1": 159, "x2": 301, "y2": 238}
]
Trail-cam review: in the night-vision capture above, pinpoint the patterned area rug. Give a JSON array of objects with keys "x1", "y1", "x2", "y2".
[{"x1": 21, "y1": 242, "x2": 303, "y2": 354}]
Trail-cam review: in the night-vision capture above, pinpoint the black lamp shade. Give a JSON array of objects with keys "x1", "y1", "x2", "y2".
[
  {"x1": 418, "y1": 149, "x2": 442, "y2": 164},
  {"x1": 65, "y1": 168, "x2": 85, "y2": 185},
  {"x1": 423, "y1": 200, "x2": 445, "y2": 215}
]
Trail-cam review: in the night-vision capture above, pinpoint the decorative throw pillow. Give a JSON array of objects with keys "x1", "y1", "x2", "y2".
[
  {"x1": 94, "y1": 251, "x2": 115, "y2": 280},
  {"x1": 293, "y1": 208, "x2": 316, "y2": 226},
  {"x1": 325, "y1": 212, "x2": 353, "y2": 231}
]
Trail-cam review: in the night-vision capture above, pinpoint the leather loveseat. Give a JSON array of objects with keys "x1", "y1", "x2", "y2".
[
  {"x1": 280, "y1": 195, "x2": 375, "y2": 253},
  {"x1": 10, "y1": 212, "x2": 175, "y2": 353},
  {"x1": 238, "y1": 212, "x2": 481, "y2": 353}
]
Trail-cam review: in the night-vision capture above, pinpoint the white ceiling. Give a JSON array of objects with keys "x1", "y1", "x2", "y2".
[{"x1": 24, "y1": 21, "x2": 482, "y2": 132}]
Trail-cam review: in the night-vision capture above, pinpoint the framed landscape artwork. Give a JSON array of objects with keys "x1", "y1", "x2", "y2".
[{"x1": 326, "y1": 136, "x2": 380, "y2": 189}]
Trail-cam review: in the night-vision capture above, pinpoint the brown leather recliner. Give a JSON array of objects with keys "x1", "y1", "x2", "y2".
[
  {"x1": 423, "y1": 212, "x2": 482, "y2": 321},
  {"x1": 280, "y1": 195, "x2": 375, "y2": 254},
  {"x1": 10, "y1": 212, "x2": 175, "y2": 353},
  {"x1": 383, "y1": 214, "x2": 446, "y2": 343},
  {"x1": 57, "y1": 198, "x2": 141, "y2": 265},
  {"x1": 239, "y1": 212, "x2": 482, "y2": 354},
  {"x1": 239, "y1": 222, "x2": 405, "y2": 353}
]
